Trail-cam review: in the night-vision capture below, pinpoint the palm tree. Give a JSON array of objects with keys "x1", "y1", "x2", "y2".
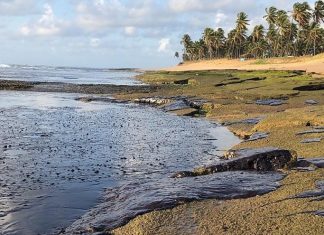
[
  {"x1": 202, "y1": 28, "x2": 215, "y2": 59},
  {"x1": 178, "y1": 2, "x2": 324, "y2": 61},
  {"x1": 306, "y1": 22, "x2": 322, "y2": 55},
  {"x1": 313, "y1": 0, "x2": 324, "y2": 23},
  {"x1": 181, "y1": 34, "x2": 193, "y2": 60},
  {"x1": 251, "y1": 25, "x2": 265, "y2": 43},
  {"x1": 214, "y1": 28, "x2": 226, "y2": 58},
  {"x1": 264, "y1": 7, "x2": 278, "y2": 26},
  {"x1": 292, "y1": 2, "x2": 312, "y2": 28},
  {"x1": 235, "y1": 12, "x2": 249, "y2": 58}
]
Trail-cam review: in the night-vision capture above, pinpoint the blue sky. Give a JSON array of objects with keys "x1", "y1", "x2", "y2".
[{"x1": 0, "y1": 0, "x2": 317, "y2": 68}]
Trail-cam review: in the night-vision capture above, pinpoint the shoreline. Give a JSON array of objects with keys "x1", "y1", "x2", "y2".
[
  {"x1": 0, "y1": 66, "x2": 323, "y2": 234},
  {"x1": 112, "y1": 68, "x2": 324, "y2": 234}
]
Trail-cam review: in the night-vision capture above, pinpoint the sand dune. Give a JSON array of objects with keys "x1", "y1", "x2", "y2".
[{"x1": 166, "y1": 54, "x2": 324, "y2": 74}]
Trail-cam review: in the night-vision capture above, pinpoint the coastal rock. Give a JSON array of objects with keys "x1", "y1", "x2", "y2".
[
  {"x1": 171, "y1": 147, "x2": 297, "y2": 178},
  {"x1": 296, "y1": 157, "x2": 324, "y2": 169},
  {"x1": 293, "y1": 180, "x2": 324, "y2": 201},
  {"x1": 296, "y1": 129, "x2": 324, "y2": 135},
  {"x1": 301, "y1": 138, "x2": 322, "y2": 144},
  {"x1": 134, "y1": 97, "x2": 171, "y2": 105},
  {"x1": 256, "y1": 99, "x2": 286, "y2": 106},
  {"x1": 174, "y1": 78, "x2": 198, "y2": 85},
  {"x1": 222, "y1": 117, "x2": 263, "y2": 126},
  {"x1": 162, "y1": 100, "x2": 190, "y2": 112},
  {"x1": 293, "y1": 83, "x2": 324, "y2": 91},
  {"x1": 245, "y1": 132, "x2": 269, "y2": 142},
  {"x1": 305, "y1": 99, "x2": 319, "y2": 105}
]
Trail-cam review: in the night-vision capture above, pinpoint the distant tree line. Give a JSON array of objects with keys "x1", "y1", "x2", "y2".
[{"x1": 178, "y1": 1, "x2": 324, "y2": 61}]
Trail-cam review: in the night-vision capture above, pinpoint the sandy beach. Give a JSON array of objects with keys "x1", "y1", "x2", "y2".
[{"x1": 166, "y1": 54, "x2": 324, "y2": 75}]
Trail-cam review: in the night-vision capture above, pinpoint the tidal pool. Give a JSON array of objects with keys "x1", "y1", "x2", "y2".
[{"x1": 0, "y1": 91, "x2": 282, "y2": 235}]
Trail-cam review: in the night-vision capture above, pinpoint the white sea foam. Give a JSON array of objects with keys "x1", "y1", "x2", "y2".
[{"x1": 0, "y1": 64, "x2": 11, "y2": 68}]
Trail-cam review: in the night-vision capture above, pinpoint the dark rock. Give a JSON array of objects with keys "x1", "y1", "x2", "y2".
[
  {"x1": 173, "y1": 78, "x2": 198, "y2": 85},
  {"x1": 305, "y1": 100, "x2": 318, "y2": 105},
  {"x1": 296, "y1": 129, "x2": 324, "y2": 135},
  {"x1": 297, "y1": 158, "x2": 324, "y2": 168},
  {"x1": 256, "y1": 99, "x2": 286, "y2": 106},
  {"x1": 245, "y1": 132, "x2": 269, "y2": 142},
  {"x1": 293, "y1": 83, "x2": 324, "y2": 91},
  {"x1": 315, "y1": 211, "x2": 324, "y2": 217},
  {"x1": 301, "y1": 138, "x2": 322, "y2": 144},
  {"x1": 294, "y1": 180, "x2": 324, "y2": 200},
  {"x1": 134, "y1": 97, "x2": 171, "y2": 105},
  {"x1": 170, "y1": 171, "x2": 196, "y2": 178},
  {"x1": 162, "y1": 100, "x2": 190, "y2": 112},
  {"x1": 222, "y1": 117, "x2": 263, "y2": 126},
  {"x1": 171, "y1": 147, "x2": 297, "y2": 178}
]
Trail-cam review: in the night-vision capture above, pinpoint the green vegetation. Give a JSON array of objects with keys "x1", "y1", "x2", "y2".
[
  {"x1": 180, "y1": 1, "x2": 324, "y2": 60},
  {"x1": 114, "y1": 69, "x2": 324, "y2": 235}
]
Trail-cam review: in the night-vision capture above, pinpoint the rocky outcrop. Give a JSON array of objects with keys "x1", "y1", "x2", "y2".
[
  {"x1": 134, "y1": 96, "x2": 214, "y2": 114},
  {"x1": 134, "y1": 97, "x2": 171, "y2": 105},
  {"x1": 171, "y1": 147, "x2": 297, "y2": 178}
]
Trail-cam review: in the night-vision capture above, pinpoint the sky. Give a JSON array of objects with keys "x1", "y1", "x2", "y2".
[{"x1": 0, "y1": 0, "x2": 317, "y2": 68}]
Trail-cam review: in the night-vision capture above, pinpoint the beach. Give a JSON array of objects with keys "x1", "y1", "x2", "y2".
[
  {"x1": 166, "y1": 54, "x2": 324, "y2": 75},
  {"x1": 0, "y1": 61, "x2": 323, "y2": 235}
]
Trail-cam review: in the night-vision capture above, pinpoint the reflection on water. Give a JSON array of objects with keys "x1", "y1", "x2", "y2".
[{"x1": 0, "y1": 91, "x2": 242, "y2": 235}]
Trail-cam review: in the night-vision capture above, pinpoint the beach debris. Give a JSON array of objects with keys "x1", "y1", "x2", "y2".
[
  {"x1": 256, "y1": 99, "x2": 286, "y2": 106},
  {"x1": 245, "y1": 132, "x2": 269, "y2": 142},
  {"x1": 301, "y1": 138, "x2": 322, "y2": 144},
  {"x1": 171, "y1": 147, "x2": 297, "y2": 178},
  {"x1": 305, "y1": 99, "x2": 319, "y2": 105},
  {"x1": 296, "y1": 129, "x2": 324, "y2": 135}
]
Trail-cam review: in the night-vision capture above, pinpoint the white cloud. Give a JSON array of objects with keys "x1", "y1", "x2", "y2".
[
  {"x1": 124, "y1": 26, "x2": 136, "y2": 36},
  {"x1": 90, "y1": 38, "x2": 101, "y2": 47},
  {"x1": 168, "y1": 0, "x2": 234, "y2": 12},
  {"x1": 215, "y1": 12, "x2": 227, "y2": 25},
  {"x1": 0, "y1": 0, "x2": 36, "y2": 15},
  {"x1": 20, "y1": 4, "x2": 65, "y2": 37},
  {"x1": 158, "y1": 38, "x2": 170, "y2": 52}
]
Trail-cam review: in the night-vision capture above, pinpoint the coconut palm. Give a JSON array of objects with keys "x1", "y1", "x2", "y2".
[
  {"x1": 178, "y1": 1, "x2": 324, "y2": 61},
  {"x1": 214, "y1": 28, "x2": 226, "y2": 58},
  {"x1": 306, "y1": 22, "x2": 322, "y2": 55},
  {"x1": 292, "y1": 2, "x2": 312, "y2": 28},
  {"x1": 235, "y1": 12, "x2": 249, "y2": 58},
  {"x1": 251, "y1": 25, "x2": 265, "y2": 43},
  {"x1": 202, "y1": 28, "x2": 215, "y2": 59},
  {"x1": 313, "y1": 0, "x2": 324, "y2": 23},
  {"x1": 264, "y1": 7, "x2": 278, "y2": 26}
]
